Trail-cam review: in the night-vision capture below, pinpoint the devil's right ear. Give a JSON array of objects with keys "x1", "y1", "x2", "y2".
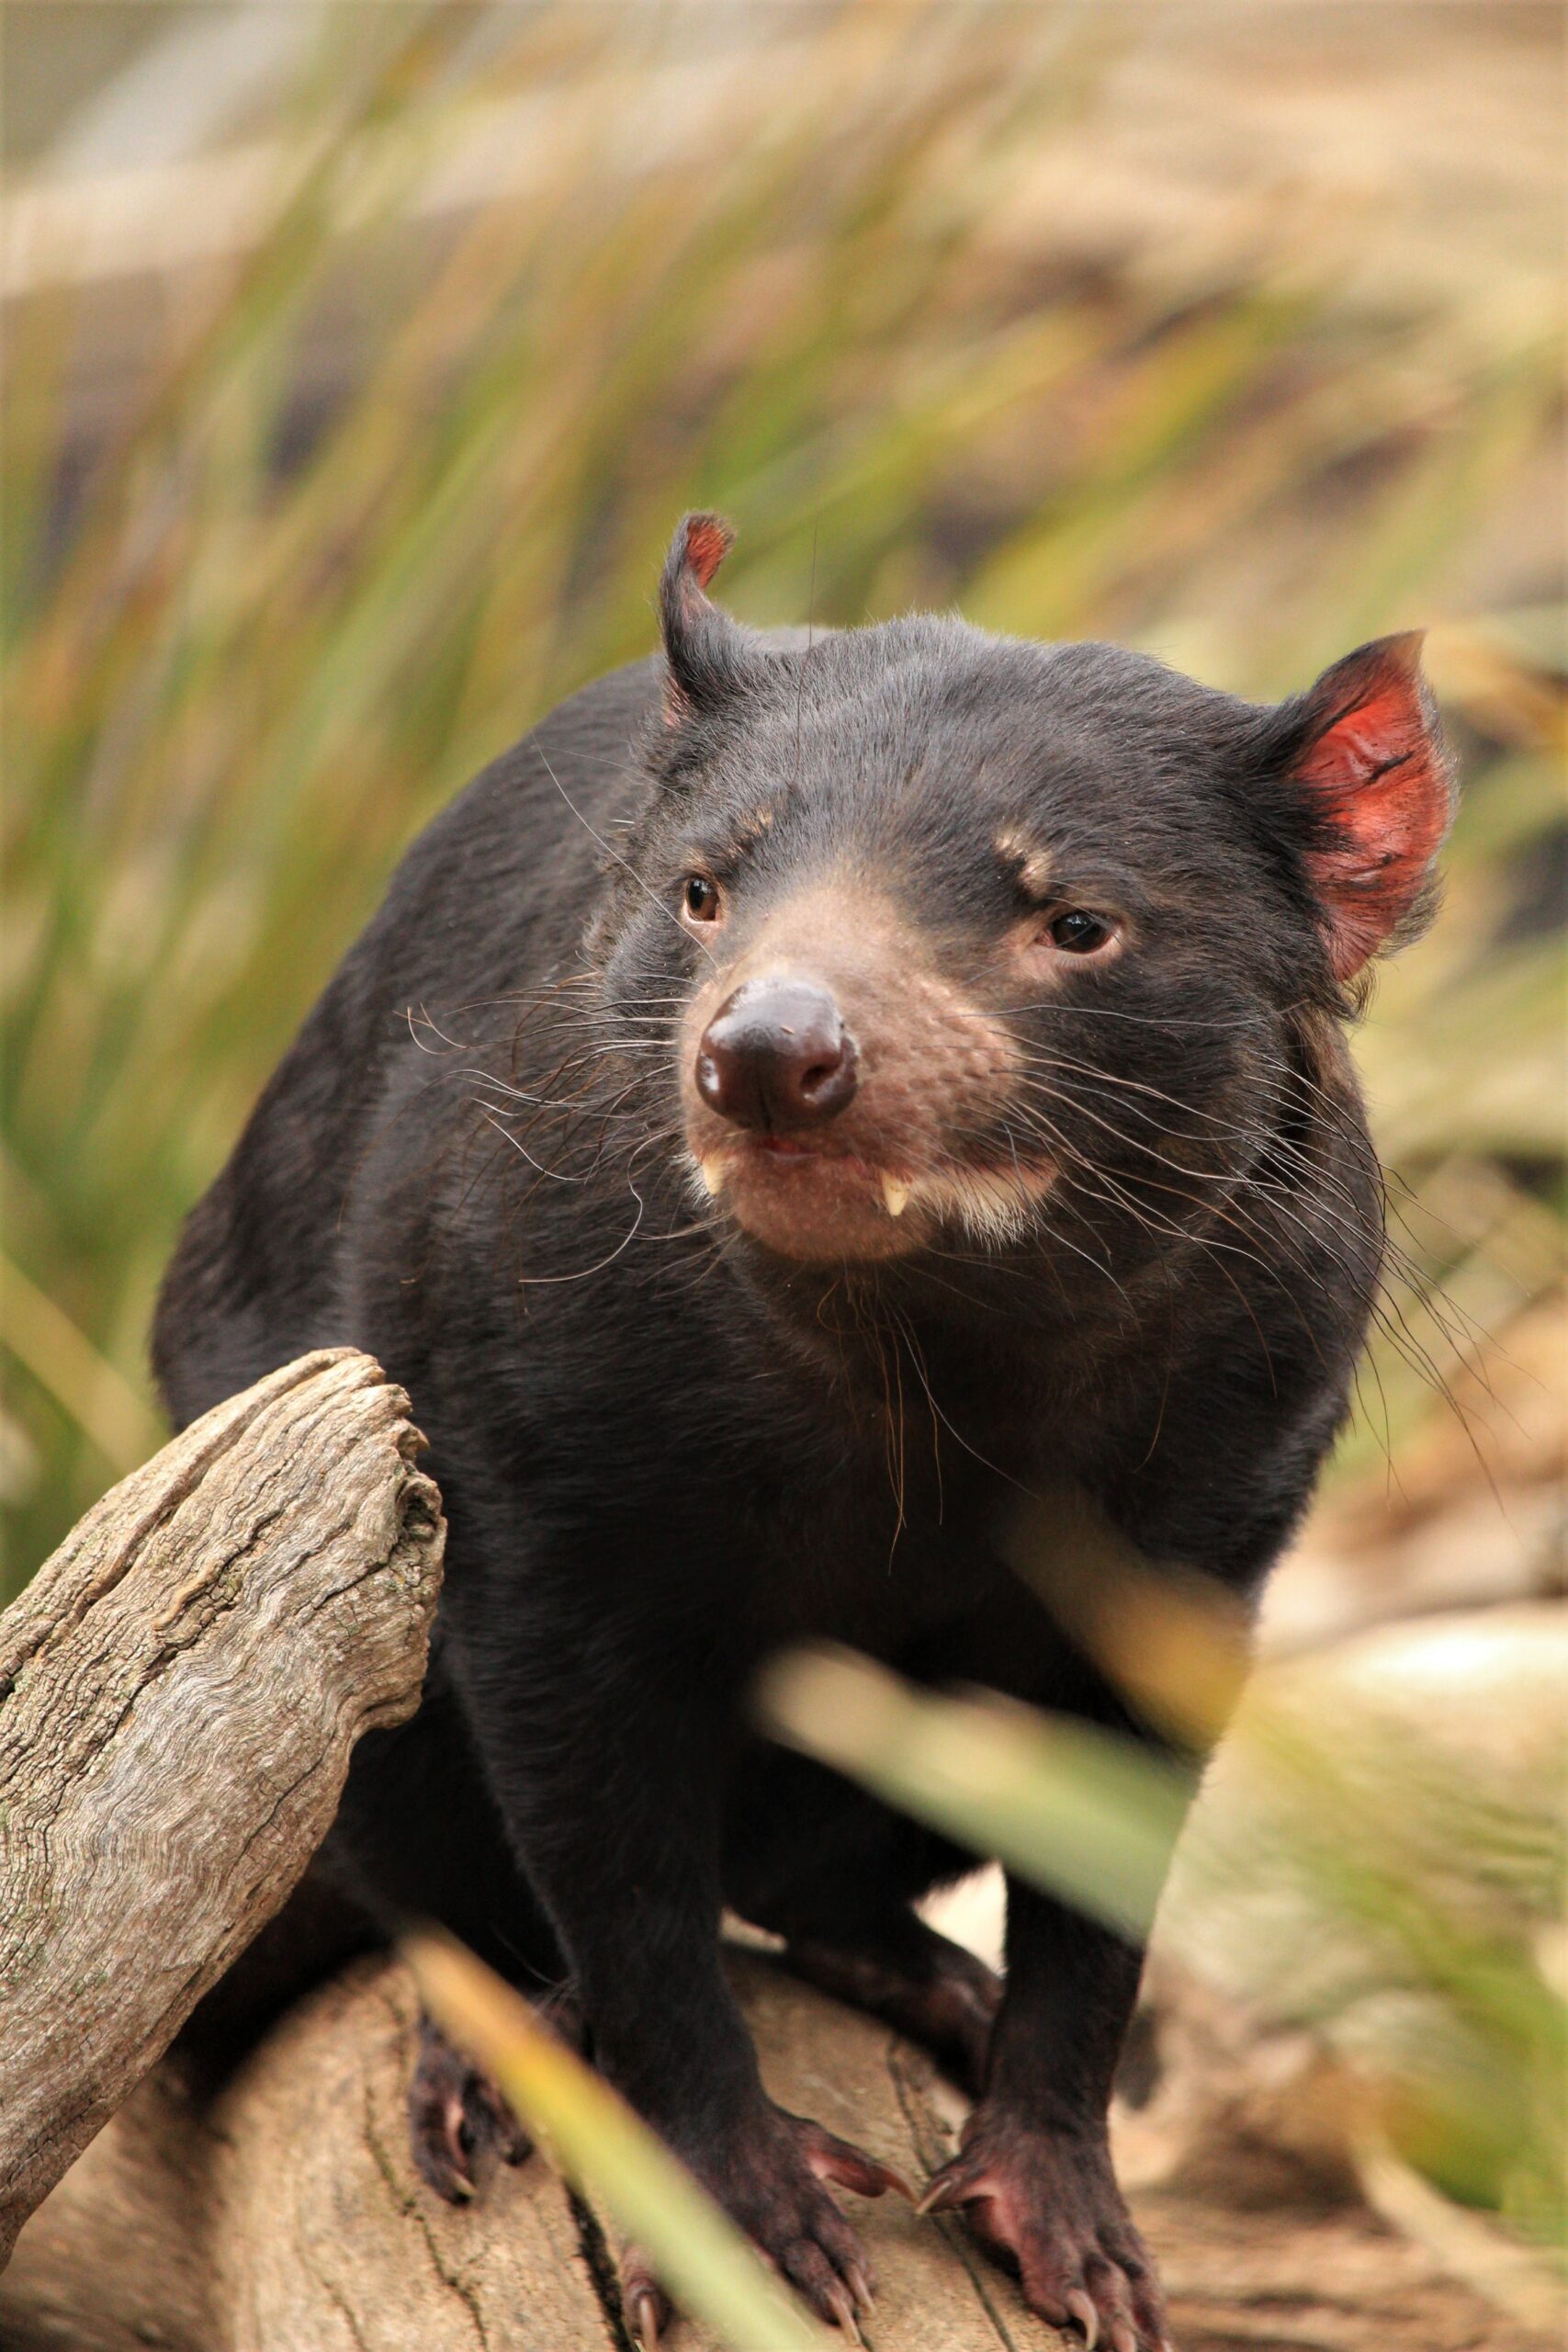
[
  {"x1": 659, "y1": 512, "x2": 754, "y2": 723},
  {"x1": 1276, "y1": 632, "x2": 1455, "y2": 982}
]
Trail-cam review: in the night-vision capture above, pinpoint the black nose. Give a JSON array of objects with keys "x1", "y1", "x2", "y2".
[{"x1": 695, "y1": 979, "x2": 858, "y2": 1132}]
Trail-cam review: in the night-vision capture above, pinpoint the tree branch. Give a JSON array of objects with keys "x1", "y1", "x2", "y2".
[{"x1": 0, "y1": 1348, "x2": 444, "y2": 2264}]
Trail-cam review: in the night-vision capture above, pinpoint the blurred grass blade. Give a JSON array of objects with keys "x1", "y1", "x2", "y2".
[
  {"x1": 996, "y1": 1486, "x2": 1252, "y2": 1749},
  {"x1": 758, "y1": 1645, "x2": 1191, "y2": 1942},
  {"x1": 0, "y1": 1250, "x2": 162, "y2": 1475},
  {"x1": 404, "y1": 1928, "x2": 831, "y2": 2352},
  {"x1": 1354, "y1": 2130, "x2": 1567, "y2": 2335}
]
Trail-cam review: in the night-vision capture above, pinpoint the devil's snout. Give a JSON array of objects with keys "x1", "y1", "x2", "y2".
[{"x1": 695, "y1": 978, "x2": 858, "y2": 1133}]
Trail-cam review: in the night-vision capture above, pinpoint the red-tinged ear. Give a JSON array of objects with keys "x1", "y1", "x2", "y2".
[
  {"x1": 1285, "y1": 632, "x2": 1454, "y2": 982},
  {"x1": 659, "y1": 511, "x2": 750, "y2": 723}
]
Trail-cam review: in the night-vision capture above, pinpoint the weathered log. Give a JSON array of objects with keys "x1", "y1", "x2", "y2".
[
  {"x1": 0, "y1": 1370, "x2": 1555, "y2": 2349},
  {"x1": 4, "y1": 1942, "x2": 1549, "y2": 2352},
  {"x1": 0, "y1": 1348, "x2": 444, "y2": 2265},
  {"x1": 1, "y1": 1946, "x2": 1067, "y2": 2352}
]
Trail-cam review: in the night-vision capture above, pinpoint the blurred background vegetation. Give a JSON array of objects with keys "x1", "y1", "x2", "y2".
[
  {"x1": 1, "y1": 4, "x2": 1562, "y2": 2335},
  {"x1": 3, "y1": 2, "x2": 1561, "y2": 1591}
]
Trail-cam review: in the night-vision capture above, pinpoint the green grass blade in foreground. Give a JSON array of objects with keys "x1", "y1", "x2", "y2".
[
  {"x1": 758, "y1": 1645, "x2": 1191, "y2": 1942},
  {"x1": 404, "y1": 1929, "x2": 832, "y2": 2352}
]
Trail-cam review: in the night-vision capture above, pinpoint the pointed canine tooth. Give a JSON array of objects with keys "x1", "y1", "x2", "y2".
[
  {"x1": 881, "y1": 1174, "x2": 910, "y2": 1218},
  {"x1": 699, "y1": 1157, "x2": 726, "y2": 1197}
]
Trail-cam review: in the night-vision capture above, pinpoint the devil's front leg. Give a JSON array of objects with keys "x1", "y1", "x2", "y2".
[
  {"x1": 915, "y1": 1584, "x2": 1185, "y2": 2352},
  {"x1": 922, "y1": 1887, "x2": 1170, "y2": 2351},
  {"x1": 448, "y1": 1577, "x2": 907, "y2": 2342}
]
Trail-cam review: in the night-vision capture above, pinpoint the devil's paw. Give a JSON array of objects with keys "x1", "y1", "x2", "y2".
[
  {"x1": 622, "y1": 2099, "x2": 911, "y2": 2345},
  {"x1": 920, "y1": 2104, "x2": 1171, "y2": 2352}
]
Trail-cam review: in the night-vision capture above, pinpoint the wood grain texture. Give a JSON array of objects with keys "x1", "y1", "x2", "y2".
[
  {"x1": 5, "y1": 1946, "x2": 1545, "y2": 2352},
  {"x1": 0, "y1": 1349, "x2": 444, "y2": 2265},
  {"x1": 1, "y1": 1951, "x2": 1065, "y2": 2352},
  {"x1": 0, "y1": 1369, "x2": 1549, "y2": 2348}
]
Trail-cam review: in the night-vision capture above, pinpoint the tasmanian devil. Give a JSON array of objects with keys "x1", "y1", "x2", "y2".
[{"x1": 153, "y1": 513, "x2": 1453, "y2": 2350}]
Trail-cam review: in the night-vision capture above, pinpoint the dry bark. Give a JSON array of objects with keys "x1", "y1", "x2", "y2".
[
  {"x1": 0, "y1": 1348, "x2": 444, "y2": 2266},
  {"x1": 1, "y1": 1949, "x2": 1071, "y2": 2352},
  {"x1": 4, "y1": 1945, "x2": 1549, "y2": 2352}
]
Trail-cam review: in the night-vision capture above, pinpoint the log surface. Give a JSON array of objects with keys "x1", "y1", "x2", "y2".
[
  {"x1": 3, "y1": 1950, "x2": 1067, "y2": 2352},
  {"x1": 0, "y1": 1348, "x2": 444, "y2": 2264},
  {"x1": 4, "y1": 1948, "x2": 1548, "y2": 2352},
  {"x1": 0, "y1": 1359, "x2": 1552, "y2": 2348}
]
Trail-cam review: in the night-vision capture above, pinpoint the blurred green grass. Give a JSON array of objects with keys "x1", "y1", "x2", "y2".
[
  {"x1": 3, "y1": 1, "x2": 1562, "y2": 1600},
  {"x1": 1, "y1": 14, "x2": 1561, "y2": 2336},
  {"x1": 766, "y1": 1623, "x2": 1566, "y2": 2318}
]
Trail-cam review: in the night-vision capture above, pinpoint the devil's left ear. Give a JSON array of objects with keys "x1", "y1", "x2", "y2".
[
  {"x1": 1280, "y1": 631, "x2": 1454, "y2": 982},
  {"x1": 659, "y1": 511, "x2": 758, "y2": 723}
]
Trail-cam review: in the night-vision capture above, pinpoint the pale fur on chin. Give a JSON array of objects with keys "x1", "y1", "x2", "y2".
[
  {"x1": 683, "y1": 1142, "x2": 1051, "y2": 1251},
  {"x1": 915, "y1": 1159, "x2": 1052, "y2": 1249}
]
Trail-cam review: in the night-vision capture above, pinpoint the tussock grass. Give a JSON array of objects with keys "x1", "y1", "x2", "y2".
[
  {"x1": 2, "y1": 10, "x2": 1561, "y2": 2325},
  {"x1": 6, "y1": 7, "x2": 1557, "y2": 1589}
]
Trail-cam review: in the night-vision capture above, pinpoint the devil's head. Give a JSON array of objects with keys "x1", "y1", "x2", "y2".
[{"x1": 588, "y1": 514, "x2": 1452, "y2": 1274}]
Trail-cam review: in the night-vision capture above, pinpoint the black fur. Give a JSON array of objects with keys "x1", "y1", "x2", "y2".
[{"x1": 153, "y1": 521, "x2": 1448, "y2": 2342}]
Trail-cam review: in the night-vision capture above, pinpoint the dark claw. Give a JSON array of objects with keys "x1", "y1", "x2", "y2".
[
  {"x1": 848, "y1": 2152, "x2": 913, "y2": 2203},
  {"x1": 824, "y1": 2279, "x2": 863, "y2": 2342},
  {"x1": 621, "y1": 2245, "x2": 670, "y2": 2352},
  {"x1": 409, "y1": 2017, "x2": 530, "y2": 2202},
  {"x1": 439, "y1": 2089, "x2": 475, "y2": 2196},
  {"x1": 1066, "y1": 2287, "x2": 1100, "y2": 2348},
  {"x1": 469, "y1": 2072, "x2": 531, "y2": 2167},
  {"x1": 915, "y1": 2161, "x2": 974, "y2": 2217},
  {"x1": 628, "y1": 2290, "x2": 662, "y2": 2351},
  {"x1": 433, "y1": 2154, "x2": 475, "y2": 2200},
  {"x1": 796, "y1": 2117, "x2": 914, "y2": 2206}
]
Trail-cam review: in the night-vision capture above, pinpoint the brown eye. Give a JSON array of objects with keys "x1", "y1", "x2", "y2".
[
  {"x1": 1047, "y1": 908, "x2": 1112, "y2": 955},
  {"x1": 682, "y1": 873, "x2": 720, "y2": 922}
]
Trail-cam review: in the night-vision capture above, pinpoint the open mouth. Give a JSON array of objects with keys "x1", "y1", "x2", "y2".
[
  {"x1": 686, "y1": 1129, "x2": 1055, "y2": 1262},
  {"x1": 696, "y1": 1135, "x2": 913, "y2": 1222}
]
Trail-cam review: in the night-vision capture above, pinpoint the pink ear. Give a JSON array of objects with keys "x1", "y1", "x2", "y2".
[
  {"x1": 681, "y1": 513, "x2": 733, "y2": 592},
  {"x1": 1289, "y1": 632, "x2": 1452, "y2": 981},
  {"x1": 659, "y1": 511, "x2": 740, "y2": 725}
]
